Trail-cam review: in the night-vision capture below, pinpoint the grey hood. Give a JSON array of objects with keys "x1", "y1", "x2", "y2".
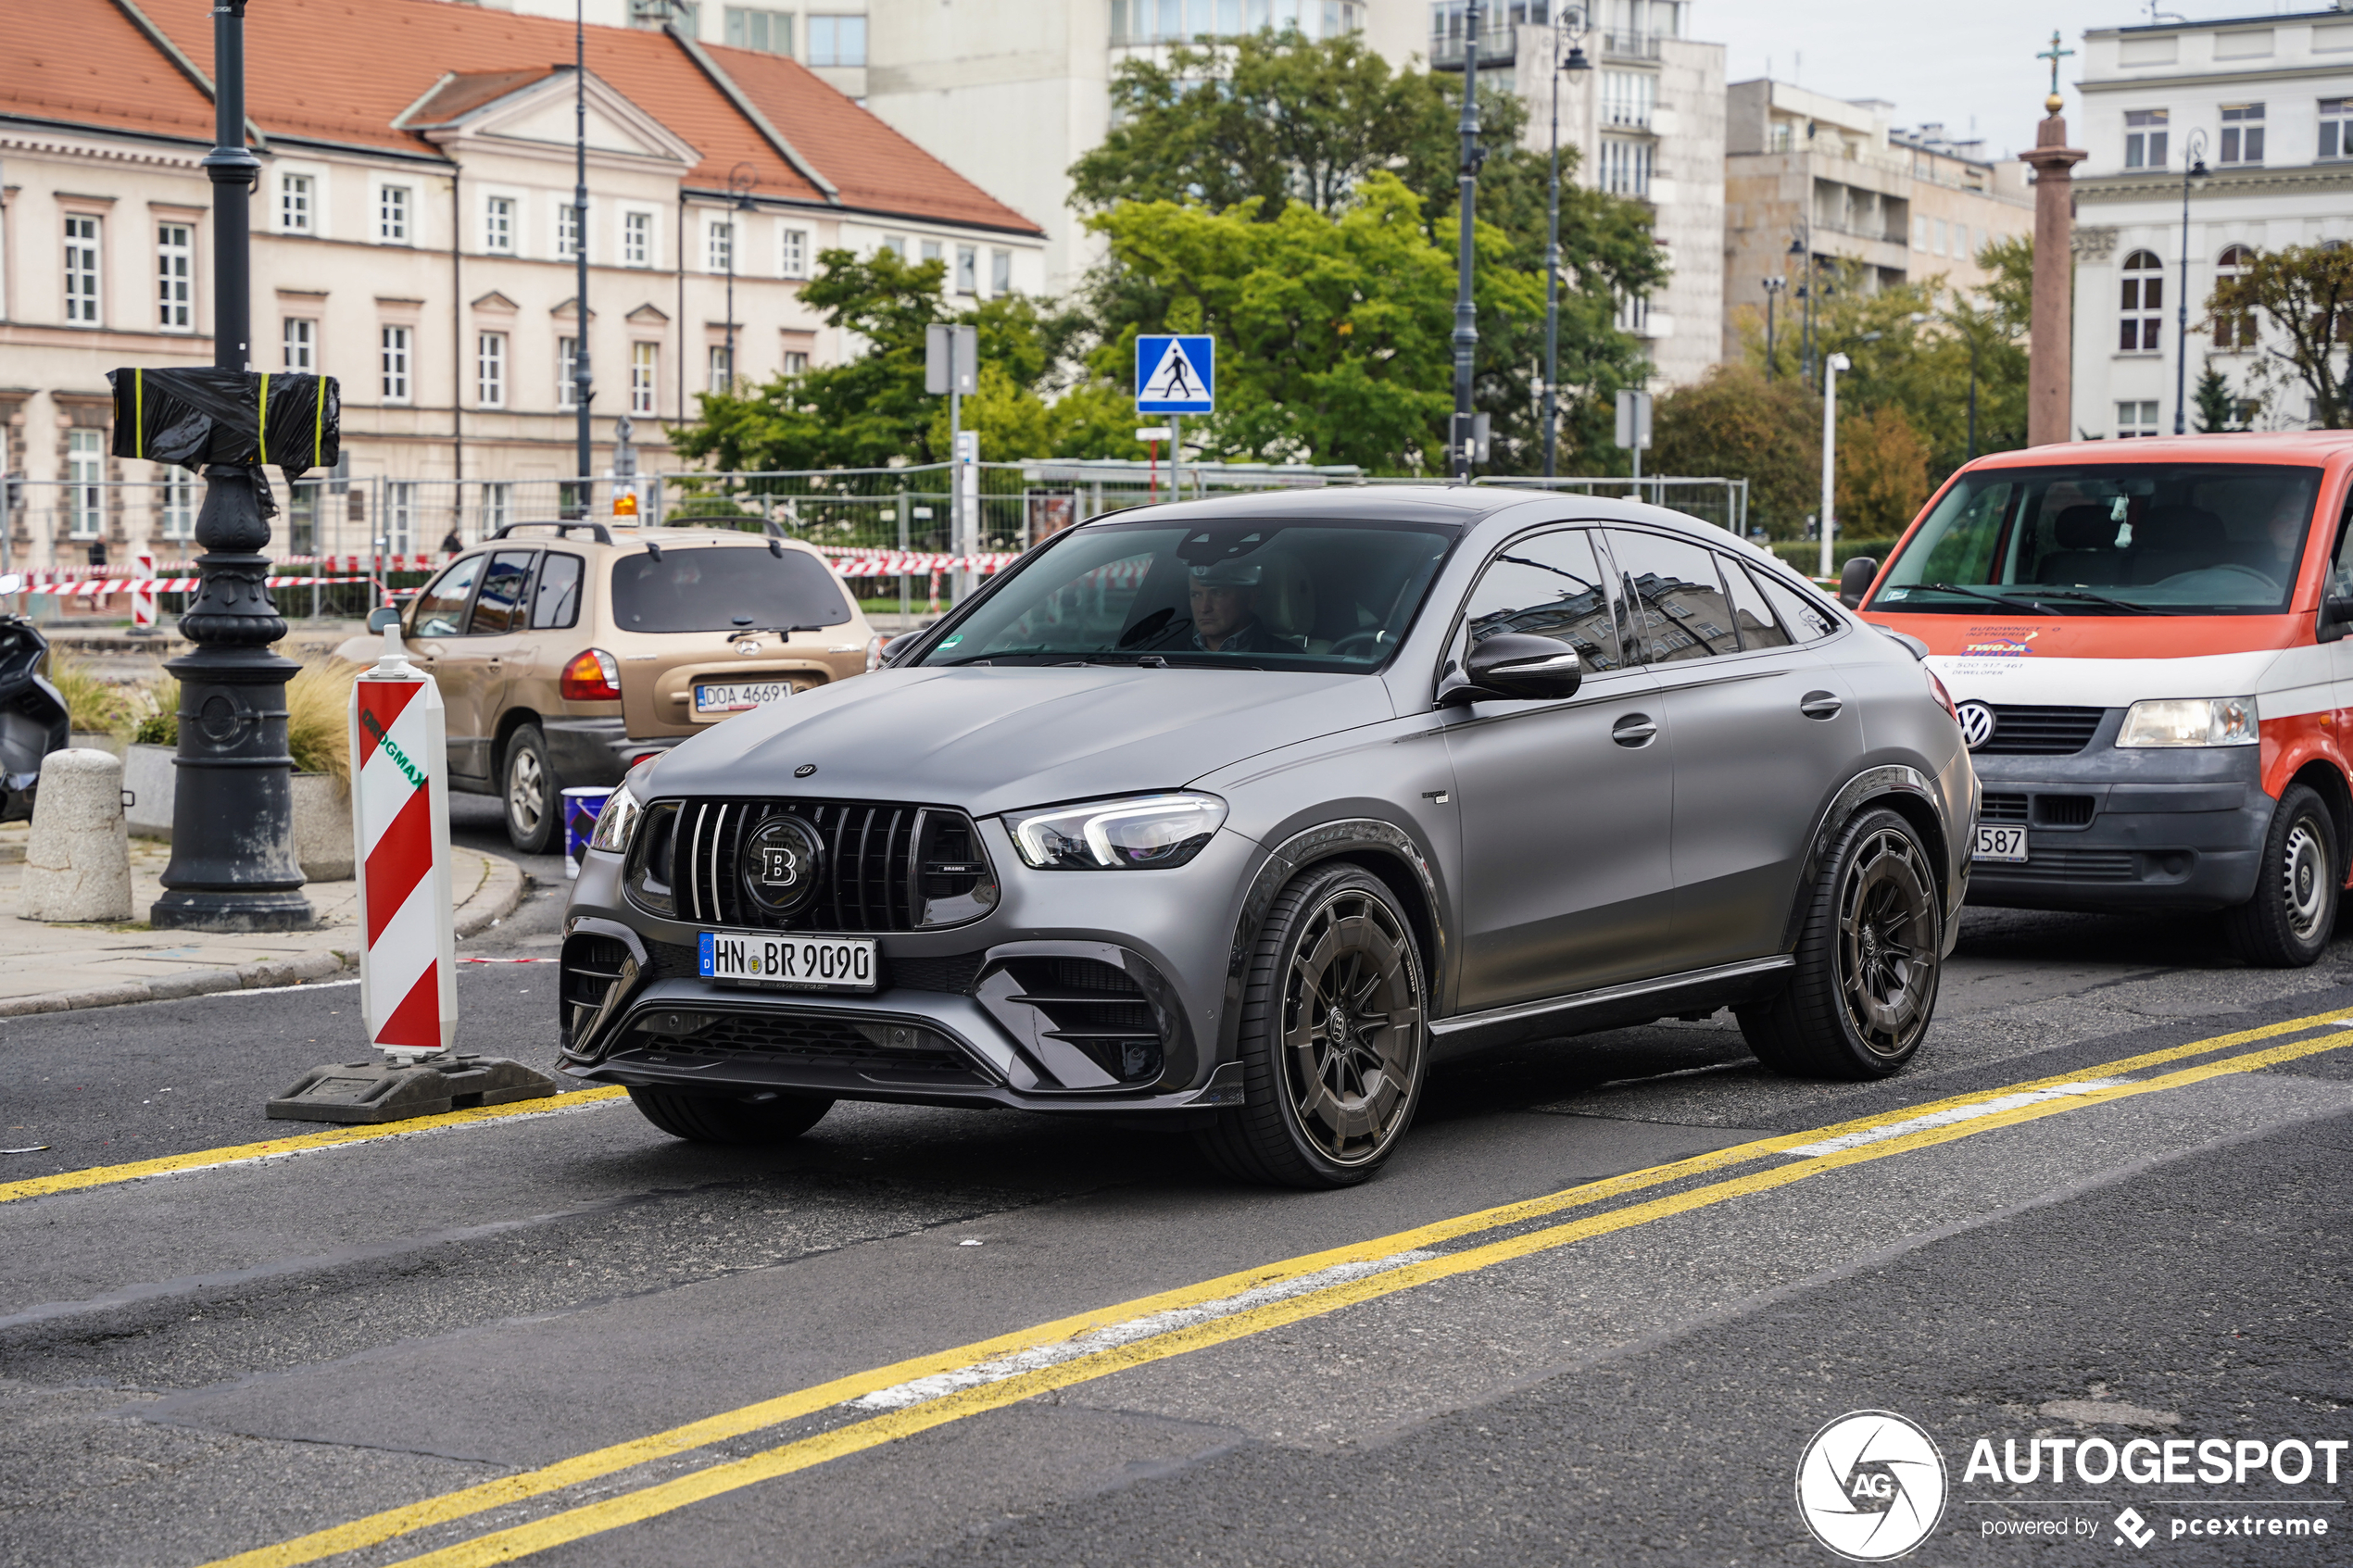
[{"x1": 643, "y1": 666, "x2": 1397, "y2": 816}]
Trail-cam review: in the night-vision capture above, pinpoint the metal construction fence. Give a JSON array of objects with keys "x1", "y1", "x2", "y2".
[{"x1": 4, "y1": 466, "x2": 1749, "y2": 622}]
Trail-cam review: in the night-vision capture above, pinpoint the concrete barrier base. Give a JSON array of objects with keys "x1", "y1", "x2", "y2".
[{"x1": 266, "y1": 1053, "x2": 560, "y2": 1123}]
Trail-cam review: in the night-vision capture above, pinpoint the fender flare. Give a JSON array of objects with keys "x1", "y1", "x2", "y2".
[{"x1": 1780, "y1": 763, "x2": 1959, "y2": 955}]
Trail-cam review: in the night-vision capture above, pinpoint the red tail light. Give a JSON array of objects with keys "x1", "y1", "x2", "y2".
[
  {"x1": 1925, "y1": 668, "x2": 1958, "y2": 723},
  {"x1": 561, "y1": 648, "x2": 622, "y2": 701}
]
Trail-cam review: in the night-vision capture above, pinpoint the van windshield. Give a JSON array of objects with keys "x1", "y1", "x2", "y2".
[{"x1": 1871, "y1": 463, "x2": 2324, "y2": 616}]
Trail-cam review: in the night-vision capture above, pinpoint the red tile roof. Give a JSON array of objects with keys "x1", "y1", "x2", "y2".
[{"x1": 0, "y1": 0, "x2": 217, "y2": 144}]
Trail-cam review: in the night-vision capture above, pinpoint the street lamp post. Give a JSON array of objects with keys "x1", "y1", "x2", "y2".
[
  {"x1": 2172, "y1": 128, "x2": 2211, "y2": 435},
  {"x1": 1761, "y1": 276, "x2": 1787, "y2": 379},
  {"x1": 1450, "y1": 0, "x2": 1483, "y2": 481},
  {"x1": 1539, "y1": 7, "x2": 1592, "y2": 479},
  {"x1": 1790, "y1": 232, "x2": 1817, "y2": 385},
  {"x1": 1818, "y1": 351, "x2": 1851, "y2": 581},
  {"x1": 153, "y1": 0, "x2": 312, "y2": 931},
  {"x1": 570, "y1": 0, "x2": 593, "y2": 508},
  {"x1": 724, "y1": 163, "x2": 756, "y2": 390}
]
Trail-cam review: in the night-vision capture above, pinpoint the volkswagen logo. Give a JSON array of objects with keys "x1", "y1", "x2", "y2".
[
  {"x1": 1795, "y1": 1410, "x2": 1948, "y2": 1562},
  {"x1": 1956, "y1": 701, "x2": 1996, "y2": 751},
  {"x1": 741, "y1": 816, "x2": 825, "y2": 915}
]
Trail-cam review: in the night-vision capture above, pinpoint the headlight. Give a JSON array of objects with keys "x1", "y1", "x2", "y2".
[
  {"x1": 2117, "y1": 696, "x2": 2259, "y2": 747},
  {"x1": 589, "y1": 784, "x2": 644, "y2": 853},
  {"x1": 1005, "y1": 792, "x2": 1228, "y2": 871}
]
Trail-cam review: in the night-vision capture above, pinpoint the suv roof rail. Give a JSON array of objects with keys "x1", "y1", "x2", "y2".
[{"x1": 492, "y1": 521, "x2": 614, "y2": 546}]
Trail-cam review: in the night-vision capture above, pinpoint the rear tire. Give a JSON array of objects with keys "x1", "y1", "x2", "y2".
[
  {"x1": 1739, "y1": 807, "x2": 1941, "y2": 1081},
  {"x1": 1194, "y1": 863, "x2": 1428, "y2": 1189},
  {"x1": 2223, "y1": 783, "x2": 2337, "y2": 968},
  {"x1": 628, "y1": 1086, "x2": 834, "y2": 1145},
  {"x1": 503, "y1": 723, "x2": 561, "y2": 854}
]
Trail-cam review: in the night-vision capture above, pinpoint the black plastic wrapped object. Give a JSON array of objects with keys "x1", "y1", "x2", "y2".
[{"x1": 107, "y1": 368, "x2": 340, "y2": 480}]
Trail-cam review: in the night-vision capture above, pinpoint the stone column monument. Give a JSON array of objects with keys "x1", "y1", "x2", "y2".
[{"x1": 2022, "y1": 32, "x2": 2087, "y2": 446}]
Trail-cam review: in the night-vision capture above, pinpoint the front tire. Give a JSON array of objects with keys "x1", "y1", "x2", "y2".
[
  {"x1": 1195, "y1": 863, "x2": 1428, "y2": 1189},
  {"x1": 1739, "y1": 807, "x2": 1942, "y2": 1080},
  {"x1": 502, "y1": 723, "x2": 560, "y2": 854},
  {"x1": 2223, "y1": 782, "x2": 2337, "y2": 968},
  {"x1": 628, "y1": 1087, "x2": 834, "y2": 1145}
]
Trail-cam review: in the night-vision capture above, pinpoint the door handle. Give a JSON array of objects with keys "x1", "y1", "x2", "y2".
[
  {"x1": 1611, "y1": 713, "x2": 1658, "y2": 747},
  {"x1": 1799, "y1": 690, "x2": 1843, "y2": 721}
]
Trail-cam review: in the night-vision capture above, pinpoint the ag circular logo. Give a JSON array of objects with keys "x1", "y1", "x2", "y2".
[
  {"x1": 1795, "y1": 1411, "x2": 1947, "y2": 1562},
  {"x1": 742, "y1": 816, "x2": 825, "y2": 915},
  {"x1": 1956, "y1": 701, "x2": 1995, "y2": 751}
]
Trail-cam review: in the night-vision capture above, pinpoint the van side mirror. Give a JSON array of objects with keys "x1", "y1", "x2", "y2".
[
  {"x1": 2320, "y1": 591, "x2": 2353, "y2": 644},
  {"x1": 1441, "y1": 633, "x2": 1584, "y2": 706},
  {"x1": 367, "y1": 606, "x2": 403, "y2": 634},
  {"x1": 1838, "y1": 555, "x2": 1880, "y2": 609}
]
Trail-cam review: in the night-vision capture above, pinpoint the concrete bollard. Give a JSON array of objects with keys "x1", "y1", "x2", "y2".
[{"x1": 19, "y1": 748, "x2": 134, "y2": 922}]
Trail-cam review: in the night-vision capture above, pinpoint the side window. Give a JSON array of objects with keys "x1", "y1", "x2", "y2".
[
  {"x1": 468, "y1": 550, "x2": 538, "y2": 634},
  {"x1": 1606, "y1": 529, "x2": 1740, "y2": 663},
  {"x1": 409, "y1": 555, "x2": 484, "y2": 637},
  {"x1": 1719, "y1": 554, "x2": 1793, "y2": 649},
  {"x1": 1460, "y1": 528, "x2": 1626, "y2": 672},
  {"x1": 2330, "y1": 489, "x2": 2353, "y2": 598},
  {"x1": 1749, "y1": 566, "x2": 1841, "y2": 642},
  {"x1": 532, "y1": 552, "x2": 585, "y2": 629}
]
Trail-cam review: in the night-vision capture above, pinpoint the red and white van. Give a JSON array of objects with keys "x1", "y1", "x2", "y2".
[{"x1": 1850, "y1": 431, "x2": 2353, "y2": 967}]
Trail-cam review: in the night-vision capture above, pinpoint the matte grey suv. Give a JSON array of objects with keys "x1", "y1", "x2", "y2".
[{"x1": 560, "y1": 487, "x2": 1977, "y2": 1186}]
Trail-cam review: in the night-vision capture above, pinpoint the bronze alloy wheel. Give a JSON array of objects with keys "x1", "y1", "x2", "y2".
[
  {"x1": 1834, "y1": 824, "x2": 1940, "y2": 1060},
  {"x1": 1277, "y1": 882, "x2": 1425, "y2": 1167}
]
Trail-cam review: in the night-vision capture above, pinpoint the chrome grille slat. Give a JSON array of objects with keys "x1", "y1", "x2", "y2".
[{"x1": 669, "y1": 797, "x2": 988, "y2": 935}]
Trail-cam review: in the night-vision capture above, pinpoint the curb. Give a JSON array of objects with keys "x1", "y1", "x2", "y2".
[{"x1": 0, "y1": 848, "x2": 534, "y2": 1020}]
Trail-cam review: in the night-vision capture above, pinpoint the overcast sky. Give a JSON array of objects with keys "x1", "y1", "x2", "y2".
[{"x1": 1698, "y1": 0, "x2": 2309, "y2": 156}]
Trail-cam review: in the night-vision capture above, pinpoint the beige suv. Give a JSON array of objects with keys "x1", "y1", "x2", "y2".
[{"x1": 336, "y1": 521, "x2": 875, "y2": 852}]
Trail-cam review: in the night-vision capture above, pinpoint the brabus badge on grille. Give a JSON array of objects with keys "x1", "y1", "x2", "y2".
[{"x1": 743, "y1": 816, "x2": 826, "y2": 915}]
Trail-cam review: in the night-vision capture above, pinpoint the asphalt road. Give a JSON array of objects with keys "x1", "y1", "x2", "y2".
[{"x1": 2, "y1": 870, "x2": 2349, "y2": 1568}]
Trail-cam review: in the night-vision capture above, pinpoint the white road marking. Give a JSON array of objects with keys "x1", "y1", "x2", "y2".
[{"x1": 1781, "y1": 1080, "x2": 2135, "y2": 1158}]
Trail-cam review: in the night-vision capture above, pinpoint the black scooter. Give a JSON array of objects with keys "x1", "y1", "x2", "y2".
[{"x1": 0, "y1": 614, "x2": 71, "y2": 822}]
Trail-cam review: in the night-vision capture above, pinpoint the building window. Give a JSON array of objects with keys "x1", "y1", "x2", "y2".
[
  {"x1": 281, "y1": 173, "x2": 313, "y2": 234},
  {"x1": 882, "y1": 233, "x2": 908, "y2": 260},
  {"x1": 1119, "y1": 0, "x2": 1361, "y2": 43},
  {"x1": 1616, "y1": 292, "x2": 1651, "y2": 335},
  {"x1": 67, "y1": 429, "x2": 105, "y2": 540},
  {"x1": 558, "y1": 200, "x2": 582, "y2": 260},
  {"x1": 629, "y1": 0, "x2": 699, "y2": 26},
  {"x1": 283, "y1": 318, "x2": 316, "y2": 371},
  {"x1": 2322, "y1": 98, "x2": 2352, "y2": 160},
  {"x1": 708, "y1": 219, "x2": 733, "y2": 274},
  {"x1": 160, "y1": 470, "x2": 197, "y2": 541},
  {"x1": 2219, "y1": 103, "x2": 2265, "y2": 165},
  {"x1": 709, "y1": 344, "x2": 734, "y2": 394},
  {"x1": 623, "y1": 209, "x2": 652, "y2": 268},
  {"x1": 157, "y1": 222, "x2": 194, "y2": 332},
  {"x1": 2123, "y1": 108, "x2": 2169, "y2": 169},
  {"x1": 724, "y1": 6, "x2": 791, "y2": 52},
  {"x1": 783, "y1": 349, "x2": 809, "y2": 376},
  {"x1": 485, "y1": 195, "x2": 515, "y2": 254},
  {"x1": 1932, "y1": 218, "x2": 1949, "y2": 257},
  {"x1": 478, "y1": 332, "x2": 507, "y2": 407},
  {"x1": 385, "y1": 481, "x2": 416, "y2": 557},
  {"x1": 1596, "y1": 137, "x2": 1652, "y2": 196},
  {"x1": 2119, "y1": 249, "x2": 2162, "y2": 352},
  {"x1": 781, "y1": 227, "x2": 808, "y2": 278},
  {"x1": 381, "y1": 325, "x2": 412, "y2": 401},
  {"x1": 632, "y1": 342, "x2": 658, "y2": 416},
  {"x1": 2117, "y1": 399, "x2": 2160, "y2": 438},
  {"x1": 955, "y1": 245, "x2": 978, "y2": 295},
  {"x1": 1600, "y1": 70, "x2": 1655, "y2": 129},
  {"x1": 64, "y1": 214, "x2": 101, "y2": 325},
  {"x1": 991, "y1": 248, "x2": 1013, "y2": 295},
  {"x1": 559, "y1": 337, "x2": 580, "y2": 408},
  {"x1": 2211, "y1": 244, "x2": 2256, "y2": 349},
  {"x1": 808, "y1": 14, "x2": 867, "y2": 66},
  {"x1": 482, "y1": 483, "x2": 511, "y2": 539},
  {"x1": 920, "y1": 239, "x2": 943, "y2": 274},
  {"x1": 379, "y1": 185, "x2": 410, "y2": 244}
]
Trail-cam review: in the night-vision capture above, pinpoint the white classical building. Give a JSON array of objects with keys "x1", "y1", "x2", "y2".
[
  {"x1": 0, "y1": 0, "x2": 1042, "y2": 577},
  {"x1": 2070, "y1": 6, "x2": 2353, "y2": 440}
]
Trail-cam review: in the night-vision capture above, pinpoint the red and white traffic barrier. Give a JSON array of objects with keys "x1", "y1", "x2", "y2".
[
  {"x1": 814, "y1": 546, "x2": 1020, "y2": 576},
  {"x1": 350, "y1": 628, "x2": 455, "y2": 1060},
  {"x1": 36, "y1": 575, "x2": 370, "y2": 596},
  {"x1": 132, "y1": 551, "x2": 156, "y2": 629}
]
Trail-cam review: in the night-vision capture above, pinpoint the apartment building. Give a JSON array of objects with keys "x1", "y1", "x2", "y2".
[
  {"x1": 467, "y1": 0, "x2": 873, "y2": 99},
  {"x1": 0, "y1": 0, "x2": 1042, "y2": 574},
  {"x1": 2070, "y1": 6, "x2": 2353, "y2": 439},
  {"x1": 1722, "y1": 79, "x2": 2032, "y2": 366}
]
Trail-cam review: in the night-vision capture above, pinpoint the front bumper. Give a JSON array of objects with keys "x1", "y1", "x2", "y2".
[{"x1": 1963, "y1": 712, "x2": 2271, "y2": 913}]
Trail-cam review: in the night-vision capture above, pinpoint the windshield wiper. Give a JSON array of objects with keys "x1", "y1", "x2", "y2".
[
  {"x1": 727, "y1": 622, "x2": 827, "y2": 644},
  {"x1": 1920, "y1": 583, "x2": 2057, "y2": 615},
  {"x1": 2026, "y1": 586, "x2": 2187, "y2": 616}
]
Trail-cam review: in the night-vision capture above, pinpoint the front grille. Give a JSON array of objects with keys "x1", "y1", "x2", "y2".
[
  {"x1": 670, "y1": 798, "x2": 991, "y2": 934},
  {"x1": 2035, "y1": 795, "x2": 2096, "y2": 827},
  {"x1": 995, "y1": 955, "x2": 1164, "y2": 1083},
  {"x1": 1981, "y1": 793, "x2": 2029, "y2": 823},
  {"x1": 2002, "y1": 847, "x2": 2138, "y2": 882},
  {"x1": 622, "y1": 1009, "x2": 984, "y2": 1082},
  {"x1": 1976, "y1": 705, "x2": 2106, "y2": 756},
  {"x1": 648, "y1": 937, "x2": 982, "y2": 995}
]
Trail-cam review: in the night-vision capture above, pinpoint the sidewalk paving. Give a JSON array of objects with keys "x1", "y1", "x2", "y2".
[{"x1": 0, "y1": 822, "x2": 527, "y2": 1018}]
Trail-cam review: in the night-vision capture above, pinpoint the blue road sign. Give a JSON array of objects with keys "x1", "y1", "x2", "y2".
[{"x1": 1135, "y1": 334, "x2": 1215, "y2": 415}]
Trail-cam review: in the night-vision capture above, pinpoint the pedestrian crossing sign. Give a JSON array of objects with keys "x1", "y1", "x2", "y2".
[{"x1": 1135, "y1": 334, "x2": 1215, "y2": 414}]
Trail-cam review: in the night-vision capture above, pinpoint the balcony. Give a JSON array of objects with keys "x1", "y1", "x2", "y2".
[
  {"x1": 1601, "y1": 31, "x2": 1662, "y2": 60},
  {"x1": 1429, "y1": 22, "x2": 1520, "y2": 68}
]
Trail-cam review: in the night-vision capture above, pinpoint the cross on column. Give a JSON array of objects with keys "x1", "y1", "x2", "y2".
[{"x1": 2038, "y1": 31, "x2": 2075, "y2": 111}]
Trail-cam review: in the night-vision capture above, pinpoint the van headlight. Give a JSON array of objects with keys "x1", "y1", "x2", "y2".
[
  {"x1": 589, "y1": 784, "x2": 644, "y2": 853},
  {"x1": 1004, "y1": 792, "x2": 1228, "y2": 870},
  {"x1": 2117, "y1": 697, "x2": 2259, "y2": 747}
]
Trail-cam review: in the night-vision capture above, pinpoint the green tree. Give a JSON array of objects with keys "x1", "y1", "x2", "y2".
[
  {"x1": 1835, "y1": 405, "x2": 1932, "y2": 536},
  {"x1": 2193, "y1": 361, "x2": 2241, "y2": 433},
  {"x1": 2205, "y1": 242, "x2": 2353, "y2": 428},
  {"x1": 1651, "y1": 364, "x2": 1818, "y2": 539}
]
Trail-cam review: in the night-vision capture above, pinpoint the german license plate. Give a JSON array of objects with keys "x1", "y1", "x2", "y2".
[
  {"x1": 1972, "y1": 824, "x2": 2028, "y2": 863},
  {"x1": 693, "y1": 680, "x2": 795, "y2": 718},
  {"x1": 698, "y1": 930, "x2": 878, "y2": 991}
]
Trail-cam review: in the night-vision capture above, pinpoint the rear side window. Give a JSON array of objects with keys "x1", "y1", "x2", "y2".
[
  {"x1": 1461, "y1": 528, "x2": 1626, "y2": 671},
  {"x1": 609, "y1": 546, "x2": 851, "y2": 633},
  {"x1": 468, "y1": 551, "x2": 537, "y2": 634},
  {"x1": 1607, "y1": 529, "x2": 1740, "y2": 663},
  {"x1": 532, "y1": 552, "x2": 584, "y2": 629},
  {"x1": 1750, "y1": 567, "x2": 1840, "y2": 642},
  {"x1": 1720, "y1": 555, "x2": 1793, "y2": 649},
  {"x1": 410, "y1": 555, "x2": 483, "y2": 637}
]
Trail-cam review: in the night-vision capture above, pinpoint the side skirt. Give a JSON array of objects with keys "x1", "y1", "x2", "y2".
[{"x1": 1428, "y1": 955, "x2": 1795, "y2": 1058}]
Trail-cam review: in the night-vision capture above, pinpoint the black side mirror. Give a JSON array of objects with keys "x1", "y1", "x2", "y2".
[
  {"x1": 367, "y1": 606, "x2": 403, "y2": 633},
  {"x1": 2319, "y1": 591, "x2": 2353, "y2": 644},
  {"x1": 1442, "y1": 633, "x2": 1584, "y2": 706},
  {"x1": 1838, "y1": 555, "x2": 1881, "y2": 609}
]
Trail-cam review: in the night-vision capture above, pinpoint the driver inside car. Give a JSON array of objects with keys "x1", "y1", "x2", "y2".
[{"x1": 1189, "y1": 560, "x2": 1290, "y2": 654}]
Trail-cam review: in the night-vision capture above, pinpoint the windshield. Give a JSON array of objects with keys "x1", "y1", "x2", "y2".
[
  {"x1": 910, "y1": 519, "x2": 1458, "y2": 671},
  {"x1": 1872, "y1": 463, "x2": 2323, "y2": 616},
  {"x1": 609, "y1": 546, "x2": 851, "y2": 633}
]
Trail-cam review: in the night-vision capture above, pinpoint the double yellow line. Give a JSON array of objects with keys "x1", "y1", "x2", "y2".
[{"x1": 193, "y1": 1006, "x2": 2353, "y2": 1568}]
